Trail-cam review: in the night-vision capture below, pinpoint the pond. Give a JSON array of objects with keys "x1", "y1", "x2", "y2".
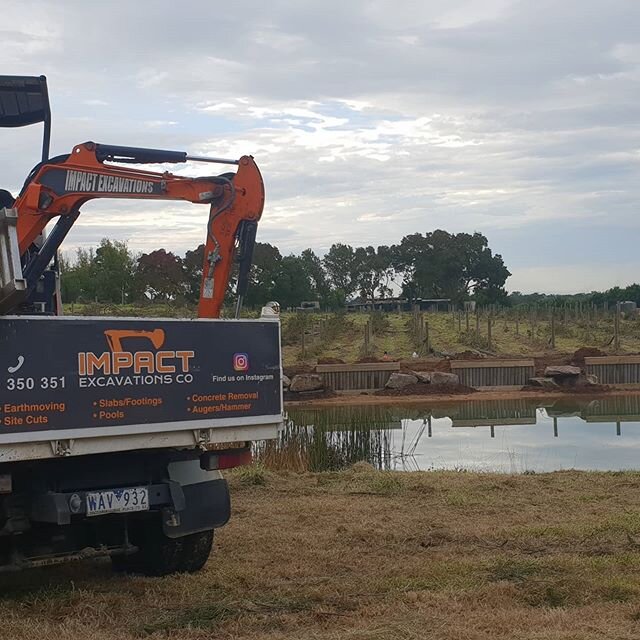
[{"x1": 256, "y1": 395, "x2": 640, "y2": 473}]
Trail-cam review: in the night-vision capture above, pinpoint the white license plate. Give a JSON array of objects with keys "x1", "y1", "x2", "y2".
[{"x1": 86, "y1": 487, "x2": 149, "y2": 516}]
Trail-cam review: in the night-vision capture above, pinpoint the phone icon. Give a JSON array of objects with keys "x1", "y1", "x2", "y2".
[{"x1": 8, "y1": 356, "x2": 25, "y2": 374}]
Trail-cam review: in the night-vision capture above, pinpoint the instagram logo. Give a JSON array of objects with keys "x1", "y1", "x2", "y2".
[{"x1": 233, "y1": 353, "x2": 249, "y2": 371}]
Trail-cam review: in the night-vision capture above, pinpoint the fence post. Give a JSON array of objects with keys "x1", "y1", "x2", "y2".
[
  {"x1": 515, "y1": 312, "x2": 519, "y2": 336},
  {"x1": 614, "y1": 302, "x2": 621, "y2": 351},
  {"x1": 457, "y1": 311, "x2": 462, "y2": 332},
  {"x1": 530, "y1": 311, "x2": 535, "y2": 341},
  {"x1": 487, "y1": 315, "x2": 493, "y2": 351},
  {"x1": 425, "y1": 321, "x2": 430, "y2": 354},
  {"x1": 465, "y1": 307, "x2": 470, "y2": 332},
  {"x1": 550, "y1": 310, "x2": 556, "y2": 349},
  {"x1": 301, "y1": 329, "x2": 307, "y2": 359},
  {"x1": 364, "y1": 321, "x2": 370, "y2": 356}
]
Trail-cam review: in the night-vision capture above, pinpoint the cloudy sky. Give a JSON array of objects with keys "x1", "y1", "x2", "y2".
[{"x1": 3, "y1": 0, "x2": 640, "y2": 293}]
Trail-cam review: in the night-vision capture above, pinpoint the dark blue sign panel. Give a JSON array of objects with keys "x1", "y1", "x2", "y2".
[{"x1": 0, "y1": 317, "x2": 281, "y2": 434}]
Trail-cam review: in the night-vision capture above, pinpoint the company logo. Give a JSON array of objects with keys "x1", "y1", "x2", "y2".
[
  {"x1": 64, "y1": 170, "x2": 158, "y2": 194},
  {"x1": 233, "y1": 353, "x2": 249, "y2": 371},
  {"x1": 77, "y1": 329, "x2": 195, "y2": 387}
]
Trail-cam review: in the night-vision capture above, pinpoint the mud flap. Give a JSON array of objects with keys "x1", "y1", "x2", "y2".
[{"x1": 164, "y1": 461, "x2": 230, "y2": 538}]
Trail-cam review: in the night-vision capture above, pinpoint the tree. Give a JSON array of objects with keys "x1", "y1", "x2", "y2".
[
  {"x1": 354, "y1": 245, "x2": 395, "y2": 302},
  {"x1": 272, "y1": 255, "x2": 315, "y2": 308},
  {"x1": 183, "y1": 244, "x2": 205, "y2": 302},
  {"x1": 393, "y1": 230, "x2": 510, "y2": 303},
  {"x1": 90, "y1": 239, "x2": 137, "y2": 303},
  {"x1": 323, "y1": 243, "x2": 359, "y2": 304},
  {"x1": 300, "y1": 249, "x2": 332, "y2": 306},
  {"x1": 136, "y1": 249, "x2": 184, "y2": 300},
  {"x1": 59, "y1": 247, "x2": 95, "y2": 302},
  {"x1": 245, "y1": 242, "x2": 282, "y2": 307}
]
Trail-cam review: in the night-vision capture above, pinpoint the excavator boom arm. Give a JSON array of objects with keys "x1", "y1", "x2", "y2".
[{"x1": 12, "y1": 141, "x2": 265, "y2": 318}]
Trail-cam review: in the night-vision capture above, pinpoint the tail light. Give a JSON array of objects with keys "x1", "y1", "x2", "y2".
[{"x1": 200, "y1": 447, "x2": 252, "y2": 470}]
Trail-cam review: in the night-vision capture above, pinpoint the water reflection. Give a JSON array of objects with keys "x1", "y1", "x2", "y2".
[{"x1": 256, "y1": 396, "x2": 640, "y2": 473}]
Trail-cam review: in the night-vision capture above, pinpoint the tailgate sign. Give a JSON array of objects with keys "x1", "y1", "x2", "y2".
[{"x1": 0, "y1": 318, "x2": 281, "y2": 434}]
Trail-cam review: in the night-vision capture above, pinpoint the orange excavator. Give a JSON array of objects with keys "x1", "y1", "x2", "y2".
[{"x1": 0, "y1": 75, "x2": 264, "y2": 318}]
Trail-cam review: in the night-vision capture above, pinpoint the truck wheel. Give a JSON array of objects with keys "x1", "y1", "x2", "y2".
[
  {"x1": 180, "y1": 529, "x2": 214, "y2": 573},
  {"x1": 112, "y1": 526, "x2": 214, "y2": 576}
]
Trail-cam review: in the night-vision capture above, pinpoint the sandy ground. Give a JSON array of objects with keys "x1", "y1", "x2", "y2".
[{"x1": 3, "y1": 468, "x2": 640, "y2": 639}]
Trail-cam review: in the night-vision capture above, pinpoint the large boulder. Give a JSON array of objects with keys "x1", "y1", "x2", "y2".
[
  {"x1": 528, "y1": 377, "x2": 560, "y2": 390},
  {"x1": 568, "y1": 373, "x2": 600, "y2": 388},
  {"x1": 544, "y1": 365, "x2": 582, "y2": 378},
  {"x1": 282, "y1": 374, "x2": 291, "y2": 390},
  {"x1": 429, "y1": 372, "x2": 460, "y2": 386},
  {"x1": 412, "y1": 371, "x2": 460, "y2": 386},
  {"x1": 290, "y1": 374, "x2": 323, "y2": 393},
  {"x1": 385, "y1": 373, "x2": 418, "y2": 389}
]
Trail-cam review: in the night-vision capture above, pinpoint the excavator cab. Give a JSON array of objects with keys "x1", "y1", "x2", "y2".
[
  {"x1": 0, "y1": 74, "x2": 51, "y2": 164},
  {"x1": 0, "y1": 75, "x2": 58, "y2": 314}
]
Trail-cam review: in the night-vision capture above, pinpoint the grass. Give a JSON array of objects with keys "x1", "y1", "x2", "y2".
[
  {"x1": 280, "y1": 309, "x2": 640, "y2": 365},
  {"x1": 236, "y1": 462, "x2": 269, "y2": 486},
  {"x1": 3, "y1": 469, "x2": 640, "y2": 638},
  {"x1": 65, "y1": 303, "x2": 640, "y2": 367}
]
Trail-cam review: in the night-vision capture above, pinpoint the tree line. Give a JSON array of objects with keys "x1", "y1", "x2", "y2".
[
  {"x1": 61, "y1": 233, "x2": 640, "y2": 310},
  {"x1": 59, "y1": 230, "x2": 511, "y2": 309},
  {"x1": 509, "y1": 285, "x2": 640, "y2": 308}
]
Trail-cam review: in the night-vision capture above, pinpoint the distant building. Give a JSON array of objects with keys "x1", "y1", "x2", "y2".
[
  {"x1": 295, "y1": 300, "x2": 321, "y2": 312},
  {"x1": 414, "y1": 298, "x2": 451, "y2": 312},
  {"x1": 346, "y1": 297, "x2": 451, "y2": 312}
]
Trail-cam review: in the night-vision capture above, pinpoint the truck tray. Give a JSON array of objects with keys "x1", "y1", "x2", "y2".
[{"x1": 0, "y1": 316, "x2": 283, "y2": 461}]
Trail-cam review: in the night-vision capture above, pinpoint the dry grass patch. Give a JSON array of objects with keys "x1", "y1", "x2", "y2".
[{"x1": 2, "y1": 470, "x2": 640, "y2": 638}]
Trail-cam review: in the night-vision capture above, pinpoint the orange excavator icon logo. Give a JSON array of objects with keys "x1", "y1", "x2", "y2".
[{"x1": 103, "y1": 329, "x2": 166, "y2": 352}]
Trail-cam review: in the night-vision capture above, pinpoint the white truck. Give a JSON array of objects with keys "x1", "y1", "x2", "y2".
[{"x1": 0, "y1": 75, "x2": 283, "y2": 574}]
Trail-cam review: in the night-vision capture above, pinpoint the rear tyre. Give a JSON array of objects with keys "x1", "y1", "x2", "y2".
[
  {"x1": 111, "y1": 523, "x2": 214, "y2": 576},
  {"x1": 180, "y1": 530, "x2": 214, "y2": 573}
]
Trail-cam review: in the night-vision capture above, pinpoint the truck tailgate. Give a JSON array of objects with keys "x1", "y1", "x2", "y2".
[{"x1": 0, "y1": 316, "x2": 283, "y2": 461}]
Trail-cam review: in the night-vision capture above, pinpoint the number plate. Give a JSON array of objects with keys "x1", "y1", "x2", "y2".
[{"x1": 86, "y1": 487, "x2": 149, "y2": 516}]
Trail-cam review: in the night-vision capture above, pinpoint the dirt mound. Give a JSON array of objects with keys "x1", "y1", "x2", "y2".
[
  {"x1": 534, "y1": 354, "x2": 571, "y2": 377},
  {"x1": 357, "y1": 356, "x2": 385, "y2": 364},
  {"x1": 284, "y1": 364, "x2": 315, "y2": 377},
  {"x1": 317, "y1": 357, "x2": 345, "y2": 365},
  {"x1": 571, "y1": 347, "x2": 606, "y2": 366},
  {"x1": 374, "y1": 383, "x2": 476, "y2": 397},
  {"x1": 453, "y1": 351, "x2": 485, "y2": 360}
]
